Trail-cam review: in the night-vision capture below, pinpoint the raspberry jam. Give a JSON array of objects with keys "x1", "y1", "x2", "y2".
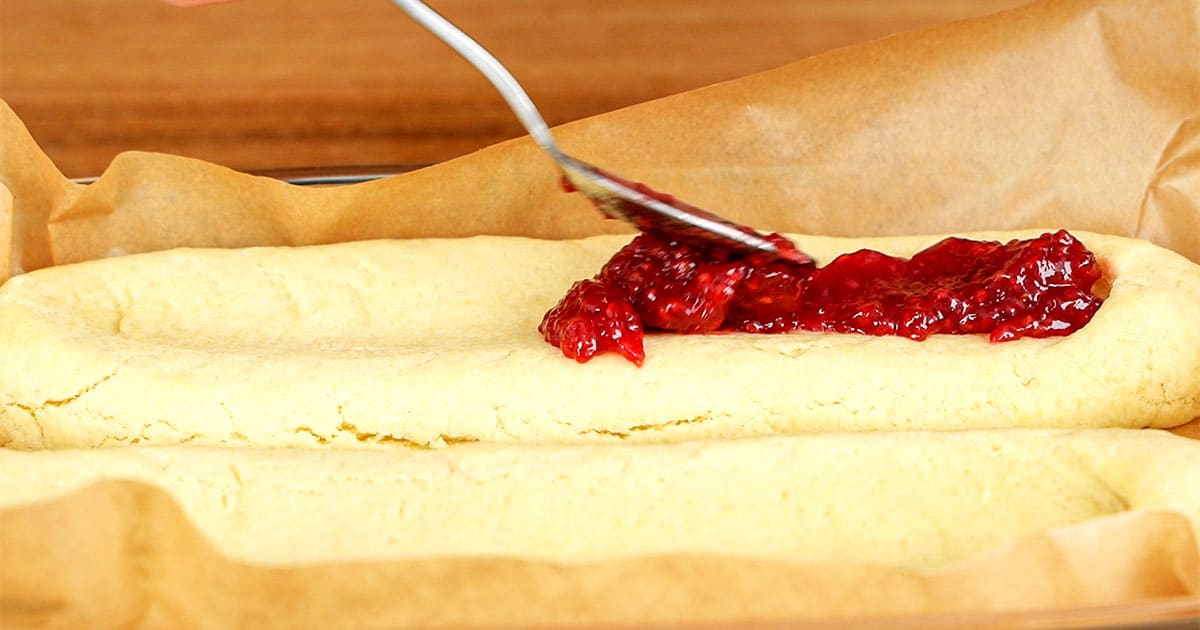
[
  {"x1": 540, "y1": 279, "x2": 646, "y2": 365},
  {"x1": 540, "y1": 230, "x2": 1104, "y2": 364}
]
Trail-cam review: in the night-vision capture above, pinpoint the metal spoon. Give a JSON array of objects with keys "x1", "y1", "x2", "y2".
[{"x1": 390, "y1": 0, "x2": 812, "y2": 264}]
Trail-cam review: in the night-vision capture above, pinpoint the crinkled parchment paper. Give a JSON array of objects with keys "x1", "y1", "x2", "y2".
[
  {"x1": 2, "y1": 480, "x2": 1197, "y2": 628},
  {"x1": 1, "y1": 0, "x2": 1198, "y2": 626}
]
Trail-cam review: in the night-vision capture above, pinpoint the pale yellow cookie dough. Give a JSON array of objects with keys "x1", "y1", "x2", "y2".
[
  {"x1": 1, "y1": 429, "x2": 1197, "y2": 568},
  {"x1": 1, "y1": 230, "x2": 1198, "y2": 449}
]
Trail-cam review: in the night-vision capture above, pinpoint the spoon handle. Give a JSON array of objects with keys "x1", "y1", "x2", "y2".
[{"x1": 389, "y1": 0, "x2": 562, "y2": 157}]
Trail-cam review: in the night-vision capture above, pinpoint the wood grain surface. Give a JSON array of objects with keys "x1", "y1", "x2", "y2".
[{"x1": 1, "y1": 0, "x2": 1027, "y2": 178}]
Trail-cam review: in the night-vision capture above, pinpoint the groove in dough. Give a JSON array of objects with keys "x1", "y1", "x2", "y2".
[{"x1": 1, "y1": 230, "x2": 1198, "y2": 449}]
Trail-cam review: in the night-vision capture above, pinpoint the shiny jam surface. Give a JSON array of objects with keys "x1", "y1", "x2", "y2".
[{"x1": 539, "y1": 229, "x2": 1105, "y2": 365}]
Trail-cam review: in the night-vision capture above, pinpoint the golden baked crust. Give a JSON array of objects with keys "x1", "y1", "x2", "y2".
[
  {"x1": 1, "y1": 230, "x2": 1198, "y2": 450},
  {"x1": 1, "y1": 428, "x2": 1197, "y2": 568}
]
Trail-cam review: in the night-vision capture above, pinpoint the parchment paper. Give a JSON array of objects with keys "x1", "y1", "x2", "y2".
[
  {"x1": 1, "y1": 0, "x2": 1199, "y2": 626},
  {"x1": 1, "y1": 0, "x2": 1198, "y2": 285},
  {"x1": 2, "y1": 480, "x2": 1197, "y2": 629}
]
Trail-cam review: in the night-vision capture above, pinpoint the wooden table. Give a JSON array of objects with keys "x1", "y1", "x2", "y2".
[{"x1": 1, "y1": 0, "x2": 1027, "y2": 178}]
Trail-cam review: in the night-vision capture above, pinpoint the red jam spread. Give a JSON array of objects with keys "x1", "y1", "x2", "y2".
[{"x1": 540, "y1": 229, "x2": 1104, "y2": 365}]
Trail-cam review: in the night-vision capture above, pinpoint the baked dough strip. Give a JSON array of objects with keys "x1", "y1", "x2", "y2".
[
  {"x1": 1, "y1": 428, "x2": 1197, "y2": 569},
  {"x1": 1, "y1": 230, "x2": 1198, "y2": 449}
]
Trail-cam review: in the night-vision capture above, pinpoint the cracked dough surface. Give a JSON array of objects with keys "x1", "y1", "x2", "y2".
[
  {"x1": 1, "y1": 230, "x2": 1198, "y2": 449},
  {"x1": 1, "y1": 428, "x2": 1197, "y2": 568}
]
